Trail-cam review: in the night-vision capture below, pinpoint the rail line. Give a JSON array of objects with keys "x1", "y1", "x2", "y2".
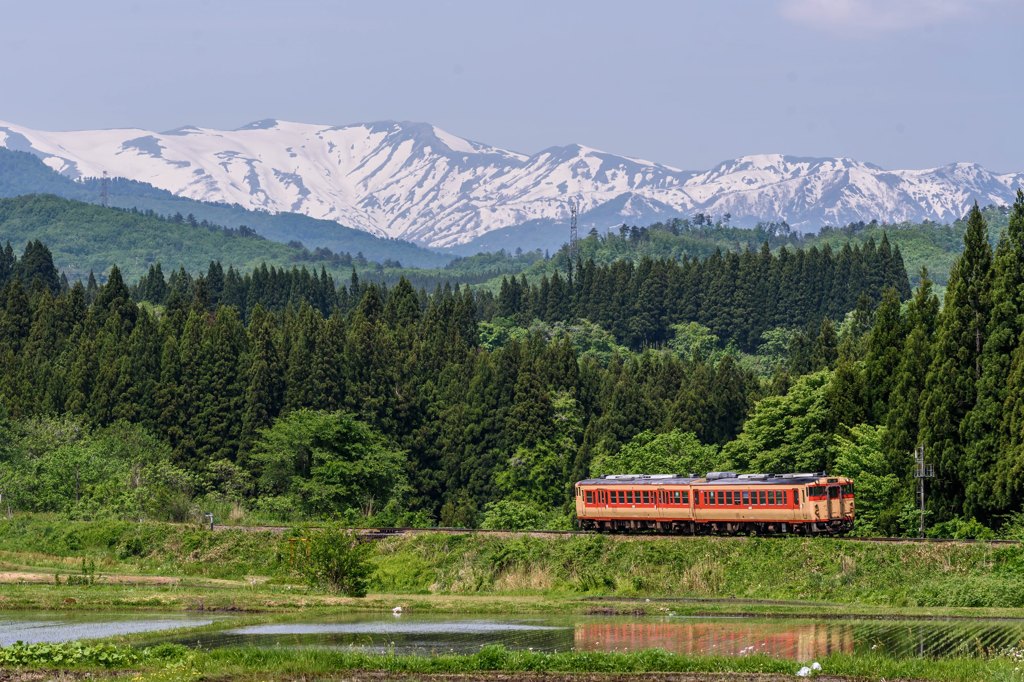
[{"x1": 209, "y1": 524, "x2": 1021, "y2": 545}]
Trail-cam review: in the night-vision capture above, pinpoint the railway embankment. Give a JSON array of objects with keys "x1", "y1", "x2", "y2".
[
  {"x1": 372, "y1": 532, "x2": 1024, "y2": 608},
  {"x1": 2, "y1": 516, "x2": 1023, "y2": 610}
]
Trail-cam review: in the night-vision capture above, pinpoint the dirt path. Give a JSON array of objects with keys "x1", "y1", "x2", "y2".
[{"x1": 0, "y1": 570, "x2": 269, "y2": 587}]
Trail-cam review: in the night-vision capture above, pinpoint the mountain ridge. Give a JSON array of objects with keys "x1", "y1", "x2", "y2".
[{"x1": 1, "y1": 118, "x2": 1020, "y2": 249}]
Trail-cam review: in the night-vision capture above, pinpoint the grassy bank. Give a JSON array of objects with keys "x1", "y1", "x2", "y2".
[
  {"x1": 373, "y1": 533, "x2": 1024, "y2": 608},
  {"x1": 2, "y1": 641, "x2": 1023, "y2": 682},
  {"x1": 3, "y1": 516, "x2": 1024, "y2": 610}
]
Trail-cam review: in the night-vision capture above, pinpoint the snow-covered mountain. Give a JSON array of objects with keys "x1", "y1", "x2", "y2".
[{"x1": 0, "y1": 118, "x2": 1020, "y2": 248}]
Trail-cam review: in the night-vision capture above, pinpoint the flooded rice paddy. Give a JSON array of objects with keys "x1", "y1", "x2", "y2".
[
  {"x1": 0, "y1": 611, "x2": 213, "y2": 646},
  {"x1": 3, "y1": 611, "x2": 1023, "y2": 660}
]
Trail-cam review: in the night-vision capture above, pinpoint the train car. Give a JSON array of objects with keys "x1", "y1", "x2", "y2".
[{"x1": 574, "y1": 471, "x2": 854, "y2": 535}]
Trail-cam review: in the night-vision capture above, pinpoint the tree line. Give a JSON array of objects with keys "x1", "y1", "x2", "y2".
[{"x1": 1, "y1": 194, "x2": 1022, "y2": 535}]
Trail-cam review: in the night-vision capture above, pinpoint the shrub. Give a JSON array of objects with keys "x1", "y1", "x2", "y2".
[
  {"x1": 297, "y1": 524, "x2": 373, "y2": 596},
  {"x1": 479, "y1": 499, "x2": 570, "y2": 531}
]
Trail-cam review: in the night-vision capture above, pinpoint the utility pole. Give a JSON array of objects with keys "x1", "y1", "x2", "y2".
[{"x1": 914, "y1": 445, "x2": 934, "y2": 538}]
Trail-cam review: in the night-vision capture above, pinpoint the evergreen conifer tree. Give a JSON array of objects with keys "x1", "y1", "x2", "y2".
[{"x1": 919, "y1": 205, "x2": 992, "y2": 518}]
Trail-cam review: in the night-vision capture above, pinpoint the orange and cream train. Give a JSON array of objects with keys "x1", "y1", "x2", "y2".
[{"x1": 574, "y1": 471, "x2": 854, "y2": 535}]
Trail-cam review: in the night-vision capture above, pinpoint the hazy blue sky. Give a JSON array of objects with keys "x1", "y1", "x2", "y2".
[{"x1": 3, "y1": 0, "x2": 1021, "y2": 171}]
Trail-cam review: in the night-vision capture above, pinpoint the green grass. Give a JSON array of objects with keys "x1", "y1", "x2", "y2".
[
  {"x1": 372, "y1": 532, "x2": 1024, "y2": 608},
  {"x1": 1, "y1": 641, "x2": 1022, "y2": 681},
  {"x1": 0, "y1": 515, "x2": 294, "y2": 581},
  {"x1": 5, "y1": 516, "x2": 1024, "y2": 611}
]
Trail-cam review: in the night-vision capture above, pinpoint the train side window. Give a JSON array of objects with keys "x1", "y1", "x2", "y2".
[
  {"x1": 725, "y1": 491, "x2": 732, "y2": 505},
  {"x1": 758, "y1": 491, "x2": 766, "y2": 505},
  {"x1": 585, "y1": 491, "x2": 593, "y2": 504},
  {"x1": 680, "y1": 491, "x2": 688, "y2": 504},
  {"x1": 626, "y1": 491, "x2": 633, "y2": 504},
  {"x1": 742, "y1": 491, "x2": 750, "y2": 505},
  {"x1": 715, "y1": 491, "x2": 723, "y2": 505},
  {"x1": 642, "y1": 491, "x2": 650, "y2": 504}
]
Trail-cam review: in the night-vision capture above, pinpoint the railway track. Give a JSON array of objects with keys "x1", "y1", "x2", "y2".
[{"x1": 210, "y1": 524, "x2": 1021, "y2": 545}]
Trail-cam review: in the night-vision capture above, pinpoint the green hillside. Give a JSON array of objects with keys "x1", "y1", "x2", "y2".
[{"x1": 0, "y1": 194, "x2": 358, "y2": 282}]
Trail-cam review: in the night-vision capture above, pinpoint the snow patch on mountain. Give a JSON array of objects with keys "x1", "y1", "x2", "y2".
[{"x1": 0, "y1": 118, "x2": 1020, "y2": 248}]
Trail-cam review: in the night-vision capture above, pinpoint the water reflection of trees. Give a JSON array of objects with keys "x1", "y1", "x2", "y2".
[{"x1": 573, "y1": 620, "x2": 1024, "y2": 660}]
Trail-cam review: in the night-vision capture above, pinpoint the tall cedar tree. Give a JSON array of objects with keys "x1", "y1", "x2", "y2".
[
  {"x1": 962, "y1": 190, "x2": 1024, "y2": 520},
  {"x1": 882, "y1": 270, "x2": 940, "y2": 467},
  {"x1": 919, "y1": 205, "x2": 992, "y2": 519}
]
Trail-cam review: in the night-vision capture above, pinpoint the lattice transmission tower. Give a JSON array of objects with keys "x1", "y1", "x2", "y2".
[
  {"x1": 100, "y1": 171, "x2": 110, "y2": 207},
  {"x1": 567, "y1": 198, "x2": 580, "y2": 268}
]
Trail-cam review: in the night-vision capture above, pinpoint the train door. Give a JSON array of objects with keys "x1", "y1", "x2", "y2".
[{"x1": 827, "y1": 485, "x2": 842, "y2": 519}]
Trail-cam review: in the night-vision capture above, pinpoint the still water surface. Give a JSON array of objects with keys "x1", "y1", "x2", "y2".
[
  {"x1": 0, "y1": 611, "x2": 213, "y2": 646},
  {"x1": 170, "y1": 613, "x2": 1024, "y2": 660},
  {"x1": 4, "y1": 611, "x2": 1023, "y2": 660}
]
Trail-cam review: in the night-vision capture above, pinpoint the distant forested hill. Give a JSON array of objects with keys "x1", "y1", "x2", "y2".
[
  {"x1": 0, "y1": 195, "x2": 376, "y2": 282},
  {"x1": 531, "y1": 208, "x2": 1010, "y2": 292},
  {"x1": 0, "y1": 148, "x2": 450, "y2": 268}
]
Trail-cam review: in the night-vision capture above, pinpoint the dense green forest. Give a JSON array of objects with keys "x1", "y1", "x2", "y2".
[
  {"x1": 535, "y1": 205, "x2": 1010, "y2": 292},
  {"x1": 1, "y1": 194, "x2": 1023, "y2": 538}
]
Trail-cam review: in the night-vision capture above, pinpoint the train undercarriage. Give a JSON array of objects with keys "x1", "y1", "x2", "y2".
[{"x1": 577, "y1": 518, "x2": 854, "y2": 536}]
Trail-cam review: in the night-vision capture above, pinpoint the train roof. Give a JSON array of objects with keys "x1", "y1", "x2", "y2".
[{"x1": 576, "y1": 472, "x2": 847, "y2": 486}]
